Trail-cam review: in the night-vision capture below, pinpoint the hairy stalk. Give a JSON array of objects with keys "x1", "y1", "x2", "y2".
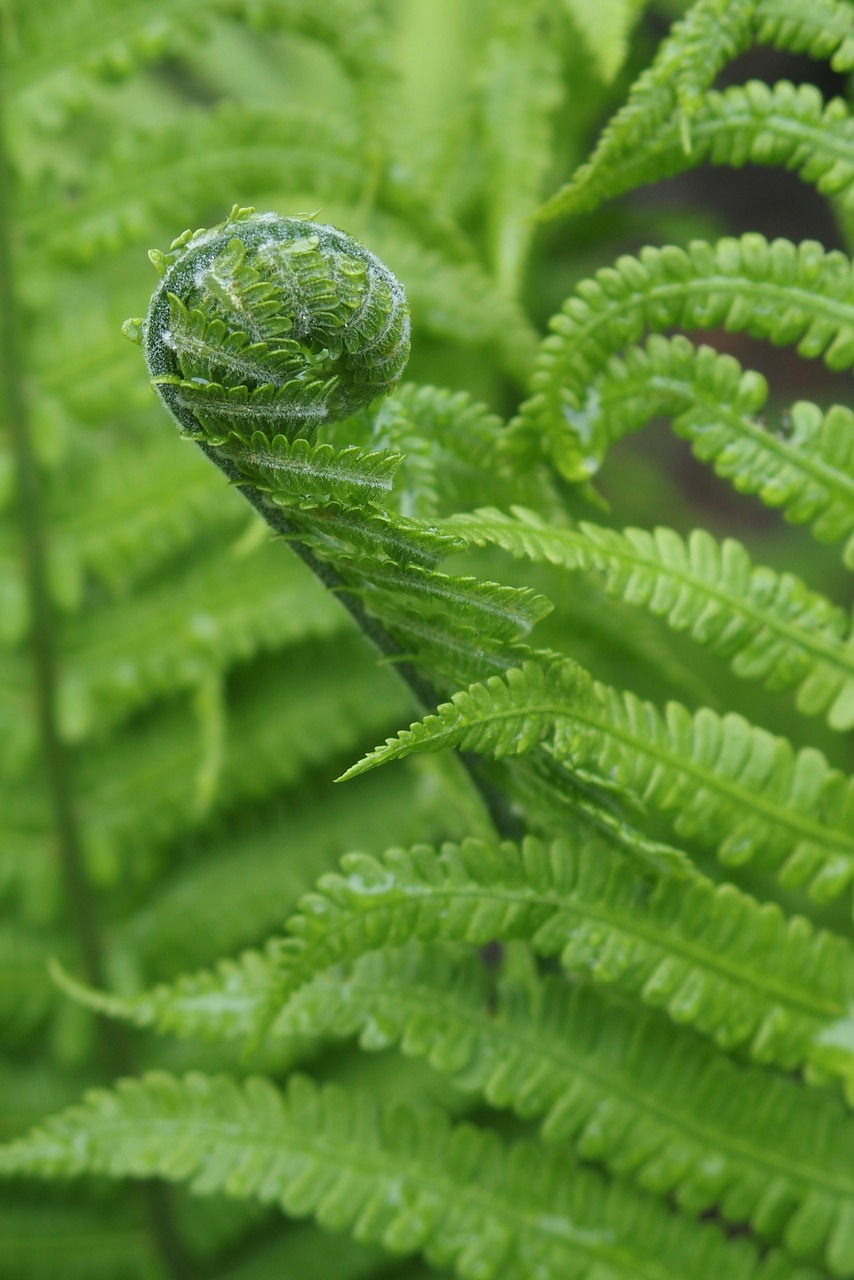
[{"x1": 201, "y1": 443, "x2": 522, "y2": 839}]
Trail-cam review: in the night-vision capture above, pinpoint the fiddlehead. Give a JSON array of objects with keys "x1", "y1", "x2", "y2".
[{"x1": 127, "y1": 205, "x2": 411, "y2": 445}]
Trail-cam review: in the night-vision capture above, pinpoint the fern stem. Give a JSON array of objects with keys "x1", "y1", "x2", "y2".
[
  {"x1": 0, "y1": 72, "x2": 192, "y2": 1280},
  {"x1": 0, "y1": 77, "x2": 107, "y2": 1014},
  {"x1": 200, "y1": 444, "x2": 523, "y2": 839}
]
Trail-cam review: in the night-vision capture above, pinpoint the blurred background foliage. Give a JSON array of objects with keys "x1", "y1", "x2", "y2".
[{"x1": 3, "y1": 0, "x2": 854, "y2": 1275}]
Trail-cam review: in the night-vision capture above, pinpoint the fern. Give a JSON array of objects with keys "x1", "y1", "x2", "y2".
[
  {"x1": 7, "y1": 1, "x2": 854, "y2": 1276},
  {"x1": 445, "y1": 506, "x2": 854, "y2": 728},
  {"x1": 539, "y1": 80, "x2": 854, "y2": 222},
  {"x1": 348, "y1": 660, "x2": 854, "y2": 903},
  {"x1": 67, "y1": 834, "x2": 854, "y2": 1094},
  {"x1": 0, "y1": 1071, "x2": 823, "y2": 1280}
]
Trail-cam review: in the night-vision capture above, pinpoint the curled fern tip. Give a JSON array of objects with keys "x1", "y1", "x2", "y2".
[{"x1": 132, "y1": 209, "x2": 410, "y2": 444}]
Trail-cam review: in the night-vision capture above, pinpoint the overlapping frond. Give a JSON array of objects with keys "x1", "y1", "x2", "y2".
[
  {"x1": 6, "y1": 0, "x2": 391, "y2": 116},
  {"x1": 446, "y1": 506, "x2": 854, "y2": 729},
  {"x1": 268, "y1": 942, "x2": 854, "y2": 1271},
  {"x1": 537, "y1": 0, "x2": 756, "y2": 223},
  {"x1": 365, "y1": 216, "x2": 539, "y2": 379},
  {"x1": 347, "y1": 659, "x2": 854, "y2": 904},
  {"x1": 82, "y1": 834, "x2": 854, "y2": 1089},
  {"x1": 755, "y1": 0, "x2": 854, "y2": 69},
  {"x1": 517, "y1": 236, "x2": 854, "y2": 508},
  {"x1": 57, "y1": 537, "x2": 346, "y2": 742},
  {"x1": 9, "y1": 0, "x2": 854, "y2": 1274},
  {"x1": 114, "y1": 767, "x2": 431, "y2": 980},
  {"x1": 539, "y1": 80, "x2": 854, "y2": 223},
  {"x1": 0, "y1": 1071, "x2": 817, "y2": 1280},
  {"x1": 26, "y1": 106, "x2": 370, "y2": 265}
]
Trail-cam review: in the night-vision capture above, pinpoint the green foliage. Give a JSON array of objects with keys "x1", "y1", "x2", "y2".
[{"x1": 5, "y1": 1, "x2": 854, "y2": 1278}]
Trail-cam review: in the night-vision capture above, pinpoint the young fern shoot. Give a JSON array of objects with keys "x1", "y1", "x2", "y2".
[{"x1": 7, "y1": 4, "x2": 854, "y2": 1279}]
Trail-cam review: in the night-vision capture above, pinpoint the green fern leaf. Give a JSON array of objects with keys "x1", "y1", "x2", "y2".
[
  {"x1": 49, "y1": 428, "x2": 242, "y2": 599},
  {"x1": 27, "y1": 106, "x2": 370, "y2": 266},
  {"x1": 222, "y1": 435, "x2": 403, "y2": 510},
  {"x1": 742, "y1": 0, "x2": 854, "y2": 70},
  {"x1": 446, "y1": 506, "x2": 854, "y2": 729},
  {"x1": 538, "y1": 79, "x2": 854, "y2": 222},
  {"x1": 115, "y1": 769, "x2": 432, "y2": 981},
  {"x1": 537, "y1": 0, "x2": 756, "y2": 220},
  {"x1": 338, "y1": 561, "x2": 553, "y2": 646},
  {"x1": 0, "y1": 1071, "x2": 820, "y2": 1280},
  {"x1": 345, "y1": 659, "x2": 854, "y2": 904},
  {"x1": 7, "y1": 0, "x2": 390, "y2": 119},
  {"x1": 267, "y1": 942, "x2": 854, "y2": 1271},
  {"x1": 517, "y1": 236, "x2": 854, "y2": 500},
  {"x1": 530, "y1": 333, "x2": 854, "y2": 563},
  {"x1": 339, "y1": 661, "x2": 568, "y2": 779},
  {"x1": 73, "y1": 636, "x2": 411, "y2": 873},
  {"x1": 57, "y1": 537, "x2": 346, "y2": 742},
  {"x1": 367, "y1": 216, "x2": 539, "y2": 380},
  {"x1": 88, "y1": 835, "x2": 854, "y2": 1089}
]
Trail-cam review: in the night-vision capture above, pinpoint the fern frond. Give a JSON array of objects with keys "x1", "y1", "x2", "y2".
[
  {"x1": 753, "y1": 0, "x2": 854, "y2": 70},
  {"x1": 538, "y1": 80, "x2": 854, "y2": 222},
  {"x1": 97, "y1": 834, "x2": 854, "y2": 1087},
  {"x1": 517, "y1": 236, "x2": 854, "y2": 494},
  {"x1": 52, "y1": 948, "x2": 278, "y2": 1044},
  {"x1": 537, "y1": 0, "x2": 756, "y2": 221},
  {"x1": 57, "y1": 537, "x2": 346, "y2": 741},
  {"x1": 341, "y1": 561, "x2": 553, "y2": 646},
  {"x1": 115, "y1": 768, "x2": 431, "y2": 980},
  {"x1": 368, "y1": 217, "x2": 539, "y2": 379},
  {"x1": 265, "y1": 941, "x2": 854, "y2": 1271},
  {"x1": 446, "y1": 506, "x2": 854, "y2": 729},
  {"x1": 0, "y1": 1071, "x2": 815, "y2": 1280},
  {"x1": 75, "y1": 635, "x2": 411, "y2": 872},
  {"x1": 49, "y1": 428, "x2": 241, "y2": 598},
  {"x1": 27, "y1": 106, "x2": 369, "y2": 266},
  {"x1": 339, "y1": 662, "x2": 564, "y2": 779},
  {"x1": 297, "y1": 505, "x2": 462, "y2": 572},
  {"x1": 344, "y1": 382, "x2": 558, "y2": 520},
  {"x1": 478, "y1": 2, "x2": 564, "y2": 295},
  {"x1": 223, "y1": 435, "x2": 402, "y2": 509},
  {"x1": 345, "y1": 659, "x2": 854, "y2": 905},
  {"x1": 7, "y1": 0, "x2": 390, "y2": 115},
  {"x1": 535, "y1": 333, "x2": 854, "y2": 563}
]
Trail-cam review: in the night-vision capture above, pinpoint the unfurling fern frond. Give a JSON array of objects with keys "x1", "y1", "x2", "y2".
[
  {"x1": 446, "y1": 506, "x2": 854, "y2": 729},
  {"x1": 0, "y1": 1071, "x2": 825, "y2": 1280},
  {"x1": 128, "y1": 206, "x2": 410, "y2": 445}
]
